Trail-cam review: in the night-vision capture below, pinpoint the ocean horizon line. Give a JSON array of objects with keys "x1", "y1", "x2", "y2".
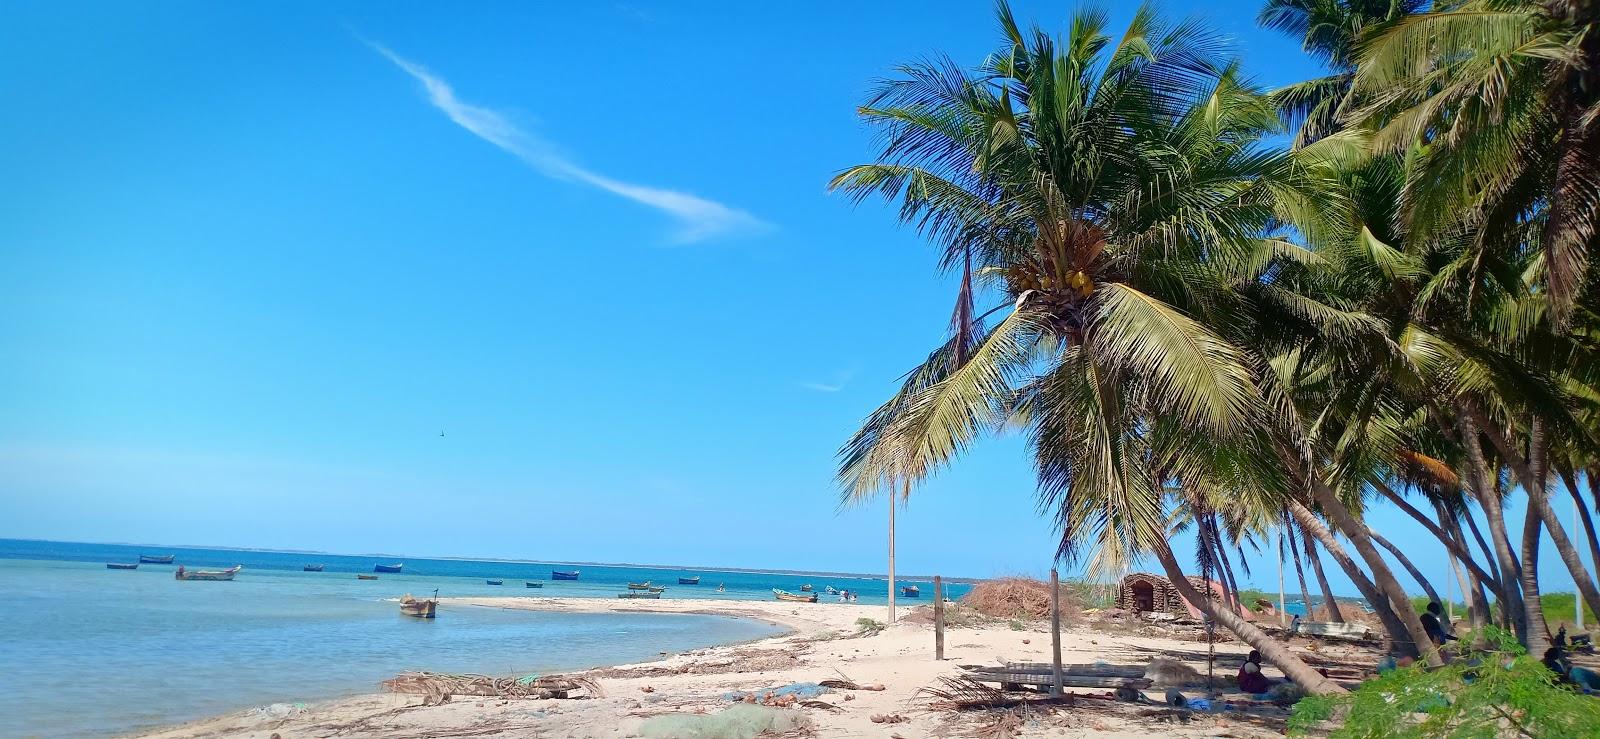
[{"x1": 0, "y1": 536, "x2": 989, "y2": 584}]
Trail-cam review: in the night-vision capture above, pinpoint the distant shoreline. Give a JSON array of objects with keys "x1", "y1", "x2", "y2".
[{"x1": 0, "y1": 536, "x2": 987, "y2": 584}]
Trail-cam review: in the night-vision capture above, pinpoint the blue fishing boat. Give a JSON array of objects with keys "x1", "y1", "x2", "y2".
[
  {"x1": 486, "y1": 579, "x2": 504, "y2": 585},
  {"x1": 139, "y1": 554, "x2": 175, "y2": 564},
  {"x1": 551, "y1": 570, "x2": 580, "y2": 580},
  {"x1": 374, "y1": 563, "x2": 403, "y2": 573},
  {"x1": 303, "y1": 564, "x2": 324, "y2": 572},
  {"x1": 106, "y1": 563, "x2": 138, "y2": 570},
  {"x1": 901, "y1": 585, "x2": 921, "y2": 598},
  {"x1": 678, "y1": 576, "x2": 701, "y2": 585},
  {"x1": 525, "y1": 581, "x2": 544, "y2": 588}
]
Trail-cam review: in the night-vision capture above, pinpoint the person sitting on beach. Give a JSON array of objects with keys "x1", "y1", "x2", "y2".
[
  {"x1": 1237, "y1": 650, "x2": 1272, "y2": 694},
  {"x1": 1545, "y1": 645, "x2": 1600, "y2": 692},
  {"x1": 1419, "y1": 602, "x2": 1457, "y2": 646}
]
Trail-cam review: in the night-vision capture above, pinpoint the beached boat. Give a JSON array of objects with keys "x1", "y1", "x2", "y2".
[
  {"x1": 551, "y1": 570, "x2": 580, "y2": 580},
  {"x1": 901, "y1": 585, "x2": 921, "y2": 598},
  {"x1": 399, "y1": 594, "x2": 437, "y2": 618},
  {"x1": 799, "y1": 584, "x2": 814, "y2": 592},
  {"x1": 139, "y1": 554, "x2": 176, "y2": 564},
  {"x1": 486, "y1": 579, "x2": 503, "y2": 585},
  {"x1": 175, "y1": 565, "x2": 241, "y2": 581},
  {"x1": 357, "y1": 574, "x2": 379, "y2": 580},
  {"x1": 374, "y1": 563, "x2": 403, "y2": 573},
  {"x1": 303, "y1": 564, "x2": 324, "y2": 572},
  {"x1": 525, "y1": 581, "x2": 544, "y2": 588},
  {"x1": 106, "y1": 562, "x2": 138, "y2": 570},
  {"x1": 774, "y1": 588, "x2": 817, "y2": 603},
  {"x1": 618, "y1": 591, "x2": 661, "y2": 599},
  {"x1": 678, "y1": 576, "x2": 701, "y2": 585},
  {"x1": 627, "y1": 581, "x2": 653, "y2": 590}
]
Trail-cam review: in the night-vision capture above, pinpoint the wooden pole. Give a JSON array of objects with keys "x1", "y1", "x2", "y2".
[
  {"x1": 1578, "y1": 495, "x2": 1586, "y2": 631},
  {"x1": 934, "y1": 575, "x2": 945, "y2": 660},
  {"x1": 888, "y1": 480, "x2": 899, "y2": 624},
  {"x1": 1277, "y1": 527, "x2": 1288, "y2": 628},
  {"x1": 1050, "y1": 568, "x2": 1063, "y2": 697}
]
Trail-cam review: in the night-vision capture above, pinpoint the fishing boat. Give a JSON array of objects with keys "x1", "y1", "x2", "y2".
[
  {"x1": 678, "y1": 576, "x2": 701, "y2": 585},
  {"x1": 400, "y1": 593, "x2": 438, "y2": 618},
  {"x1": 175, "y1": 565, "x2": 241, "y2": 581},
  {"x1": 303, "y1": 564, "x2": 324, "y2": 572},
  {"x1": 618, "y1": 591, "x2": 661, "y2": 599},
  {"x1": 374, "y1": 563, "x2": 403, "y2": 573},
  {"x1": 825, "y1": 586, "x2": 837, "y2": 595},
  {"x1": 486, "y1": 579, "x2": 504, "y2": 585},
  {"x1": 357, "y1": 574, "x2": 379, "y2": 580},
  {"x1": 627, "y1": 581, "x2": 653, "y2": 590},
  {"x1": 525, "y1": 581, "x2": 544, "y2": 588},
  {"x1": 901, "y1": 585, "x2": 921, "y2": 598},
  {"x1": 106, "y1": 563, "x2": 138, "y2": 570},
  {"x1": 551, "y1": 570, "x2": 580, "y2": 580},
  {"x1": 139, "y1": 554, "x2": 176, "y2": 564},
  {"x1": 799, "y1": 584, "x2": 814, "y2": 592},
  {"x1": 648, "y1": 586, "x2": 666, "y2": 593},
  {"x1": 774, "y1": 588, "x2": 817, "y2": 603}
]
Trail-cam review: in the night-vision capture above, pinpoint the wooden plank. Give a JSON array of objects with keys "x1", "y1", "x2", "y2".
[
  {"x1": 934, "y1": 575, "x2": 945, "y2": 661},
  {"x1": 1293, "y1": 621, "x2": 1372, "y2": 640},
  {"x1": 964, "y1": 670, "x2": 1153, "y2": 691}
]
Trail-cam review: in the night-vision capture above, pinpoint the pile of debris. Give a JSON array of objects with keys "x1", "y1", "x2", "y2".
[
  {"x1": 961, "y1": 577, "x2": 1080, "y2": 621},
  {"x1": 381, "y1": 671, "x2": 603, "y2": 706}
]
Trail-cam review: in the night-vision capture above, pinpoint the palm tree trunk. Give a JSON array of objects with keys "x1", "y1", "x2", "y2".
[
  {"x1": 1522, "y1": 504, "x2": 1551, "y2": 654},
  {"x1": 1287, "y1": 517, "x2": 1315, "y2": 620},
  {"x1": 1471, "y1": 407, "x2": 1600, "y2": 623},
  {"x1": 1435, "y1": 500, "x2": 1495, "y2": 635},
  {"x1": 1454, "y1": 404, "x2": 1529, "y2": 641},
  {"x1": 1306, "y1": 477, "x2": 1441, "y2": 664},
  {"x1": 1369, "y1": 526, "x2": 1440, "y2": 604},
  {"x1": 1559, "y1": 468, "x2": 1600, "y2": 585},
  {"x1": 1288, "y1": 500, "x2": 1417, "y2": 653},
  {"x1": 1301, "y1": 526, "x2": 1344, "y2": 622},
  {"x1": 1149, "y1": 539, "x2": 1345, "y2": 695},
  {"x1": 1369, "y1": 480, "x2": 1501, "y2": 596},
  {"x1": 1461, "y1": 507, "x2": 1510, "y2": 619}
]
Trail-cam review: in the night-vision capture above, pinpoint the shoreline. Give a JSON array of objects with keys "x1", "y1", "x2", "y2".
[{"x1": 132, "y1": 596, "x2": 1297, "y2": 739}]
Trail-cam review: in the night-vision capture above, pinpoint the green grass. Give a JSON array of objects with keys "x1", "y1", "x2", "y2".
[
  {"x1": 1540, "y1": 592, "x2": 1598, "y2": 629},
  {"x1": 1409, "y1": 595, "x2": 1467, "y2": 615}
]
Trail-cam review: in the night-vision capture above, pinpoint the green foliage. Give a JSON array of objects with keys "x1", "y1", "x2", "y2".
[
  {"x1": 854, "y1": 617, "x2": 886, "y2": 635},
  {"x1": 1288, "y1": 629, "x2": 1600, "y2": 738},
  {"x1": 1009, "y1": 619, "x2": 1025, "y2": 631},
  {"x1": 1539, "y1": 592, "x2": 1598, "y2": 628},
  {"x1": 1409, "y1": 596, "x2": 1466, "y2": 615}
]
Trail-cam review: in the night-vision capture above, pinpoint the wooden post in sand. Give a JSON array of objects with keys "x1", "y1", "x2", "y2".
[
  {"x1": 1050, "y1": 568, "x2": 1063, "y2": 697},
  {"x1": 934, "y1": 575, "x2": 945, "y2": 660},
  {"x1": 888, "y1": 481, "x2": 901, "y2": 624}
]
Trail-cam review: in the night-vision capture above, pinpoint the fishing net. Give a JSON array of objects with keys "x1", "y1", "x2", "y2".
[{"x1": 637, "y1": 704, "x2": 811, "y2": 739}]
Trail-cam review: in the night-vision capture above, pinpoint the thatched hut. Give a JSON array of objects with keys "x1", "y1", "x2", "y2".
[{"x1": 1116, "y1": 572, "x2": 1246, "y2": 619}]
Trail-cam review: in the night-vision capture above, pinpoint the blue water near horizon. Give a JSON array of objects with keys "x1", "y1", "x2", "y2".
[{"x1": 6, "y1": 538, "x2": 958, "y2": 738}]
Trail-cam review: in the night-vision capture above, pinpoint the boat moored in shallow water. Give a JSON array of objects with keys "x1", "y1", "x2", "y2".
[
  {"x1": 139, "y1": 554, "x2": 175, "y2": 564},
  {"x1": 106, "y1": 563, "x2": 138, "y2": 570},
  {"x1": 357, "y1": 574, "x2": 379, "y2": 580},
  {"x1": 902, "y1": 585, "x2": 921, "y2": 598},
  {"x1": 486, "y1": 579, "x2": 503, "y2": 585},
  {"x1": 303, "y1": 564, "x2": 324, "y2": 572},
  {"x1": 399, "y1": 593, "x2": 437, "y2": 618},
  {"x1": 374, "y1": 563, "x2": 403, "y2": 573},
  {"x1": 678, "y1": 576, "x2": 701, "y2": 585},
  {"x1": 551, "y1": 570, "x2": 580, "y2": 580},
  {"x1": 774, "y1": 588, "x2": 817, "y2": 603},
  {"x1": 175, "y1": 565, "x2": 241, "y2": 581},
  {"x1": 525, "y1": 581, "x2": 543, "y2": 588}
]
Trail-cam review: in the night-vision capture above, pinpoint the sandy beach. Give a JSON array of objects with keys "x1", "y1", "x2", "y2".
[{"x1": 132, "y1": 596, "x2": 1316, "y2": 738}]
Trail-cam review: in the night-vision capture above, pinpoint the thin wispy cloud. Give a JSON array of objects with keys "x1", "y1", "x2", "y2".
[
  {"x1": 370, "y1": 43, "x2": 767, "y2": 243},
  {"x1": 800, "y1": 369, "x2": 855, "y2": 393}
]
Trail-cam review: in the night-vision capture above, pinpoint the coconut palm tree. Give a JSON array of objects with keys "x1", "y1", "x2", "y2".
[
  {"x1": 1256, "y1": 0, "x2": 1424, "y2": 144},
  {"x1": 832, "y1": 1, "x2": 1346, "y2": 694}
]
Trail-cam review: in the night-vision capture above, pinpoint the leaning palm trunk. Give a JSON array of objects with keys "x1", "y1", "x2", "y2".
[
  {"x1": 1560, "y1": 468, "x2": 1600, "y2": 585},
  {"x1": 1472, "y1": 408, "x2": 1600, "y2": 623},
  {"x1": 1453, "y1": 406, "x2": 1529, "y2": 641},
  {"x1": 1287, "y1": 517, "x2": 1316, "y2": 620},
  {"x1": 1302, "y1": 526, "x2": 1345, "y2": 622},
  {"x1": 1289, "y1": 500, "x2": 1415, "y2": 653},
  {"x1": 1369, "y1": 480, "x2": 1503, "y2": 600},
  {"x1": 1306, "y1": 478, "x2": 1441, "y2": 664},
  {"x1": 1150, "y1": 539, "x2": 1344, "y2": 695},
  {"x1": 1369, "y1": 526, "x2": 1440, "y2": 604}
]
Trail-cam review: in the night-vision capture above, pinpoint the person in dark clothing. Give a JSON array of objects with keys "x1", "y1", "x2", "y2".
[
  {"x1": 1237, "y1": 650, "x2": 1272, "y2": 693},
  {"x1": 1419, "y1": 601, "x2": 1457, "y2": 646}
]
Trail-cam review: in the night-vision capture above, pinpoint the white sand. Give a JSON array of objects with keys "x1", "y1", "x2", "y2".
[{"x1": 132, "y1": 596, "x2": 1299, "y2": 738}]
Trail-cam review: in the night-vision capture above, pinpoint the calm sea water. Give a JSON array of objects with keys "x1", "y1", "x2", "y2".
[{"x1": 5, "y1": 539, "x2": 965, "y2": 738}]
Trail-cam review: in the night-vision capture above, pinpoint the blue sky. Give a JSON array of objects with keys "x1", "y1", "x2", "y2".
[{"x1": 0, "y1": 1, "x2": 1587, "y2": 598}]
